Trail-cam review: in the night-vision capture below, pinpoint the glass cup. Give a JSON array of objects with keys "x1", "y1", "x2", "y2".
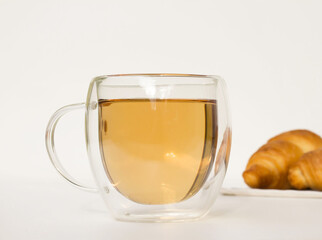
[{"x1": 45, "y1": 74, "x2": 231, "y2": 222}]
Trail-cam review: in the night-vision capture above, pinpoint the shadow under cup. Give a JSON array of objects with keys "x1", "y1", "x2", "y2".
[{"x1": 47, "y1": 74, "x2": 231, "y2": 222}]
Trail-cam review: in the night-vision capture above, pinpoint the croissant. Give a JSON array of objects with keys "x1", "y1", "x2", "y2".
[
  {"x1": 288, "y1": 148, "x2": 322, "y2": 190},
  {"x1": 268, "y1": 130, "x2": 322, "y2": 153},
  {"x1": 243, "y1": 130, "x2": 322, "y2": 189}
]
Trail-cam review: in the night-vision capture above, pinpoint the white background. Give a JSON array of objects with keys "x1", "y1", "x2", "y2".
[{"x1": 1, "y1": 0, "x2": 322, "y2": 239}]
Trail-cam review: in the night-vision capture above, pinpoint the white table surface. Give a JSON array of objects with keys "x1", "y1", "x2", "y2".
[{"x1": 1, "y1": 177, "x2": 321, "y2": 240}]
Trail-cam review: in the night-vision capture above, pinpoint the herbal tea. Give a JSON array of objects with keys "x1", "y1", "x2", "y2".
[{"x1": 99, "y1": 99, "x2": 218, "y2": 204}]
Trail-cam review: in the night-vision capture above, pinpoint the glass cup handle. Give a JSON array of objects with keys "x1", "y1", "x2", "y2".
[{"x1": 45, "y1": 103, "x2": 98, "y2": 193}]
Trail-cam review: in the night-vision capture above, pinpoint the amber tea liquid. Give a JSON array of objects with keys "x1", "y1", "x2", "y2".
[{"x1": 99, "y1": 99, "x2": 217, "y2": 204}]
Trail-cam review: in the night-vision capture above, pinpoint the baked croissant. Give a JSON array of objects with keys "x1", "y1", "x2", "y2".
[
  {"x1": 268, "y1": 130, "x2": 322, "y2": 153},
  {"x1": 243, "y1": 130, "x2": 322, "y2": 189},
  {"x1": 288, "y1": 148, "x2": 322, "y2": 190}
]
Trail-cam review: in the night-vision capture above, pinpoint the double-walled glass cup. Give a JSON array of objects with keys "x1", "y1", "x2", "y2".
[{"x1": 46, "y1": 74, "x2": 231, "y2": 222}]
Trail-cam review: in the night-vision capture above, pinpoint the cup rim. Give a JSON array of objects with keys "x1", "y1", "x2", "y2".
[{"x1": 94, "y1": 73, "x2": 218, "y2": 80}]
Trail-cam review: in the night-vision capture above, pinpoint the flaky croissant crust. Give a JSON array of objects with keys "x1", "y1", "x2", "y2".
[
  {"x1": 243, "y1": 130, "x2": 322, "y2": 189},
  {"x1": 288, "y1": 148, "x2": 322, "y2": 190}
]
